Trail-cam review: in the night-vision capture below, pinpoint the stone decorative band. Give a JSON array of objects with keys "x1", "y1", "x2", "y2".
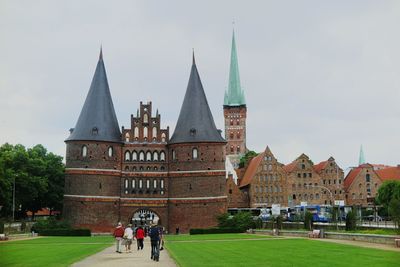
[
  {"x1": 64, "y1": 194, "x2": 227, "y2": 202},
  {"x1": 169, "y1": 169, "x2": 225, "y2": 174}
]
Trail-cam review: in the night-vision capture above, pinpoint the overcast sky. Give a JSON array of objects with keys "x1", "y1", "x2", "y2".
[{"x1": 0, "y1": 1, "x2": 399, "y2": 169}]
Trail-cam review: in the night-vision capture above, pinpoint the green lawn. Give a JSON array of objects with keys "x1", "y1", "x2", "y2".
[
  {"x1": 0, "y1": 236, "x2": 114, "y2": 267},
  {"x1": 165, "y1": 234, "x2": 400, "y2": 267},
  {"x1": 165, "y1": 233, "x2": 273, "y2": 241}
]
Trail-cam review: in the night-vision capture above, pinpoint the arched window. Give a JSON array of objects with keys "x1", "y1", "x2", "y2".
[
  {"x1": 132, "y1": 179, "x2": 136, "y2": 189},
  {"x1": 237, "y1": 132, "x2": 240, "y2": 139},
  {"x1": 160, "y1": 179, "x2": 164, "y2": 189},
  {"x1": 143, "y1": 113, "x2": 148, "y2": 123},
  {"x1": 161, "y1": 133, "x2": 166, "y2": 142},
  {"x1": 236, "y1": 119, "x2": 240, "y2": 125},
  {"x1": 143, "y1": 127, "x2": 148, "y2": 139},
  {"x1": 124, "y1": 179, "x2": 128, "y2": 189},
  {"x1": 152, "y1": 127, "x2": 157, "y2": 139},
  {"x1": 172, "y1": 150, "x2": 176, "y2": 160},
  {"x1": 146, "y1": 179, "x2": 150, "y2": 189},
  {"x1": 230, "y1": 132, "x2": 234, "y2": 139},
  {"x1": 125, "y1": 133, "x2": 130, "y2": 142},
  {"x1": 82, "y1": 145, "x2": 87, "y2": 157},
  {"x1": 139, "y1": 151, "x2": 145, "y2": 161},
  {"x1": 146, "y1": 151, "x2": 152, "y2": 161},
  {"x1": 352, "y1": 193, "x2": 356, "y2": 199},
  {"x1": 124, "y1": 151, "x2": 131, "y2": 161},
  {"x1": 132, "y1": 151, "x2": 138, "y2": 161},
  {"x1": 230, "y1": 146, "x2": 234, "y2": 153},
  {"x1": 316, "y1": 193, "x2": 320, "y2": 199},
  {"x1": 230, "y1": 119, "x2": 233, "y2": 126},
  {"x1": 359, "y1": 193, "x2": 363, "y2": 199},
  {"x1": 139, "y1": 179, "x2": 143, "y2": 189},
  {"x1": 153, "y1": 179, "x2": 157, "y2": 188},
  {"x1": 134, "y1": 127, "x2": 139, "y2": 138},
  {"x1": 366, "y1": 174, "x2": 370, "y2": 182},
  {"x1": 192, "y1": 148, "x2": 198, "y2": 159},
  {"x1": 108, "y1": 146, "x2": 113, "y2": 157},
  {"x1": 236, "y1": 146, "x2": 240, "y2": 153},
  {"x1": 160, "y1": 151, "x2": 166, "y2": 161},
  {"x1": 153, "y1": 151, "x2": 159, "y2": 161},
  {"x1": 268, "y1": 165, "x2": 272, "y2": 171}
]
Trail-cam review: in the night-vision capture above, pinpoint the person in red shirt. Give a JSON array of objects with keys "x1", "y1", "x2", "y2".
[
  {"x1": 113, "y1": 222, "x2": 125, "y2": 253},
  {"x1": 135, "y1": 226, "x2": 145, "y2": 250}
]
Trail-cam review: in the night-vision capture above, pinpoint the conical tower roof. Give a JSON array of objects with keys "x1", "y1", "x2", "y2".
[
  {"x1": 66, "y1": 49, "x2": 121, "y2": 143},
  {"x1": 169, "y1": 53, "x2": 225, "y2": 144},
  {"x1": 224, "y1": 30, "x2": 246, "y2": 107}
]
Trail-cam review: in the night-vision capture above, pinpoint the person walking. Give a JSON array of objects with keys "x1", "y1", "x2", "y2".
[
  {"x1": 113, "y1": 222, "x2": 124, "y2": 253},
  {"x1": 135, "y1": 226, "x2": 145, "y2": 250},
  {"x1": 149, "y1": 224, "x2": 160, "y2": 261},
  {"x1": 124, "y1": 224, "x2": 134, "y2": 253}
]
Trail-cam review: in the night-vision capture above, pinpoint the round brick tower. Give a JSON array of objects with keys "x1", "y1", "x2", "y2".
[
  {"x1": 167, "y1": 53, "x2": 227, "y2": 233},
  {"x1": 63, "y1": 49, "x2": 123, "y2": 232}
]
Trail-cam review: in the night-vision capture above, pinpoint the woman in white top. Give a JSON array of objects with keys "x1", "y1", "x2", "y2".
[{"x1": 124, "y1": 224, "x2": 134, "y2": 253}]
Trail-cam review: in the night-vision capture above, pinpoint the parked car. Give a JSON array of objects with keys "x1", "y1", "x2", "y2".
[{"x1": 364, "y1": 215, "x2": 383, "y2": 222}]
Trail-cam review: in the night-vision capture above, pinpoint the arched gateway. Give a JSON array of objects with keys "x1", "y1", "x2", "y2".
[{"x1": 130, "y1": 209, "x2": 160, "y2": 226}]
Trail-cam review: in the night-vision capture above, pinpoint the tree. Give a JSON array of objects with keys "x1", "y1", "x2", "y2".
[
  {"x1": 304, "y1": 211, "x2": 313, "y2": 230},
  {"x1": 388, "y1": 198, "x2": 400, "y2": 232},
  {"x1": 239, "y1": 151, "x2": 258, "y2": 168},
  {"x1": 345, "y1": 210, "x2": 357, "y2": 231},
  {"x1": 376, "y1": 180, "x2": 400, "y2": 218},
  {"x1": 0, "y1": 143, "x2": 65, "y2": 219}
]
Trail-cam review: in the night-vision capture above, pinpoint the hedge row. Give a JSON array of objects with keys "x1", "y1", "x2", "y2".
[
  {"x1": 39, "y1": 228, "x2": 91, "y2": 236},
  {"x1": 189, "y1": 227, "x2": 244, "y2": 235}
]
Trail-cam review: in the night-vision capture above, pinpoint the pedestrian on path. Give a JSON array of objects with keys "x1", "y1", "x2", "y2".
[
  {"x1": 149, "y1": 224, "x2": 160, "y2": 261},
  {"x1": 135, "y1": 226, "x2": 145, "y2": 250},
  {"x1": 124, "y1": 224, "x2": 134, "y2": 253},
  {"x1": 113, "y1": 222, "x2": 125, "y2": 253}
]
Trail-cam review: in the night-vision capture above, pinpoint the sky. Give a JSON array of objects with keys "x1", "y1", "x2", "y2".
[{"x1": 0, "y1": 0, "x2": 399, "y2": 170}]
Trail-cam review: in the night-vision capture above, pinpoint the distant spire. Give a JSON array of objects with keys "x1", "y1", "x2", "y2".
[
  {"x1": 359, "y1": 145, "x2": 366, "y2": 166},
  {"x1": 99, "y1": 45, "x2": 103, "y2": 60},
  {"x1": 192, "y1": 49, "x2": 195, "y2": 65},
  {"x1": 224, "y1": 29, "x2": 245, "y2": 106}
]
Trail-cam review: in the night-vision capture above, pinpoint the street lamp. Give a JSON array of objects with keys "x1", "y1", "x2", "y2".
[{"x1": 12, "y1": 175, "x2": 16, "y2": 221}]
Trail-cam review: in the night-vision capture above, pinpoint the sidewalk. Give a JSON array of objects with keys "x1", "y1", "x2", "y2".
[{"x1": 72, "y1": 238, "x2": 177, "y2": 267}]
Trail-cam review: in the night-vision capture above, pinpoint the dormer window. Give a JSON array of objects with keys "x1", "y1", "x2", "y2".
[
  {"x1": 108, "y1": 146, "x2": 113, "y2": 157},
  {"x1": 192, "y1": 148, "x2": 198, "y2": 159},
  {"x1": 161, "y1": 133, "x2": 166, "y2": 142},
  {"x1": 125, "y1": 133, "x2": 130, "y2": 142},
  {"x1": 82, "y1": 145, "x2": 88, "y2": 157},
  {"x1": 91, "y1": 127, "x2": 98, "y2": 135},
  {"x1": 190, "y1": 128, "x2": 196, "y2": 136},
  {"x1": 143, "y1": 113, "x2": 148, "y2": 123}
]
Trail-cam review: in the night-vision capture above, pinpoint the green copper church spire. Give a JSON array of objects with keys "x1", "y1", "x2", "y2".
[
  {"x1": 359, "y1": 145, "x2": 366, "y2": 166},
  {"x1": 224, "y1": 29, "x2": 246, "y2": 106}
]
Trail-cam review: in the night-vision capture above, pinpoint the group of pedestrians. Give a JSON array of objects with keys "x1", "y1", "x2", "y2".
[{"x1": 113, "y1": 222, "x2": 163, "y2": 262}]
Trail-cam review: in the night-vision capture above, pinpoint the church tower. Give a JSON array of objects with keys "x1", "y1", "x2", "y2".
[
  {"x1": 224, "y1": 30, "x2": 247, "y2": 168},
  {"x1": 168, "y1": 53, "x2": 227, "y2": 233}
]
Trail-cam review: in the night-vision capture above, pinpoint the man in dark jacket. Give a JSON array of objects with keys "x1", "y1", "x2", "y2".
[{"x1": 149, "y1": 224, "x2": 160, "y2": 261}]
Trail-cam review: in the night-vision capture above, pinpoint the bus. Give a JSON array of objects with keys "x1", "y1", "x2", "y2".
[{"x1": 288, "y1": 205, "x2": 332, "y2": 222}]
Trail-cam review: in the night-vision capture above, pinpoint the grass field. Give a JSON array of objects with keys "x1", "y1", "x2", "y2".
[
  {"x1": 165, "y1": 234, "x2": 400, "y2": 267},
  {"x1": 0, "y1": 236, "x2": 113, "y2": 267}
]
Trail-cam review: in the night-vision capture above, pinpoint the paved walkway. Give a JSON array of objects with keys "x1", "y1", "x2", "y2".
[{"x1": 71, "y1": 238, "x2": 176, "y2": 267}]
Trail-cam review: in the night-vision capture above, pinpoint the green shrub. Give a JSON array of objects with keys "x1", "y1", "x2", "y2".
[
  {"x1": 39, "y1": 228, "x2": 91, "y2": 236},
  {"x1": 345, "y1": 210, "x2": 357, "y2": 231},
  {"x1": 275, "y1": 215, "x2": 283, "y2": 230},
  {"x1": 304, "y1": 211, "x2": 313, "y2": 230},
  {"x1": 31, "y1": 217, "x2": 70, "y2": 233},
  {"x1": 0, "y1": 220, "x2": 4, "y2": 234},
  {"x1": 216, "y1": 212, "x2": 254, "y2": 231},
  {"x1": 189, "y1": 227, "x2": 243, "y2": 235}
]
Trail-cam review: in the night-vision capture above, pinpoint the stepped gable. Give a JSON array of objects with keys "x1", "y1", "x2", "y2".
[
  {"x1": 66, "y1": 49, "x2": 121, "y2": 143},
  {"x1": 169, "y1": 53, "x2": 225, "y2": 144}
]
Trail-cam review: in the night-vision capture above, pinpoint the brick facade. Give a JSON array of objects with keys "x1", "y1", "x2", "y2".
[
  {"x1": 64, "y1": 102, "x2": 227, "y2": 233},
  {"x1": 224, "y1": 106, "x2": 247, "y2": 168}
]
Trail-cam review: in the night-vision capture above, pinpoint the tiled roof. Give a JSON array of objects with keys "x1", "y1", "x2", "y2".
[
  {"x1": 283, "y1": 161, "x2": 297, "y2": 173},
  {"x1": 239, "y1": 153, "x2": 264, "y2": 188},
  {"x1": 344, "y1": 167, "x2": 362, "y2": 189},
  {"x1": 376, "y1": 166, "x2": 400, "y2": 181},
  {"x1": 314, "y1": 160, "x2": 328, "y2": 173}
]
